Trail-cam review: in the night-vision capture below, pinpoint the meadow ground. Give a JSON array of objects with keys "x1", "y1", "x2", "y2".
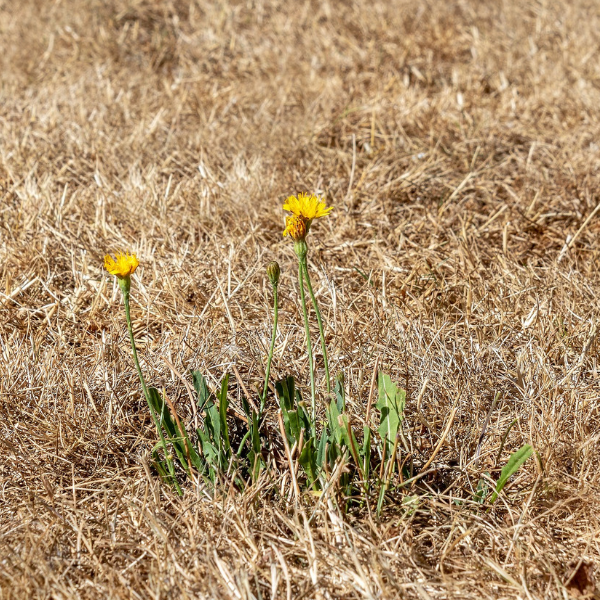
[{"x1": 1, "y1": 0, "x2": 600, "y2": 598}]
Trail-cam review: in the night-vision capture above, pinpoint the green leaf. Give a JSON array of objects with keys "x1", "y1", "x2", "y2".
[
  {"x1": 147, "y1": 387, "x2": 190, "y2": 474},
  {"x1": 490, "y1": 444, "x2": 533, "y2": 503},
  {"x1": 205, "y1": 400, "x2": 220, "y2": 439},
  {"x1": 275, "y1": 376, "x2": 295, "y2": 413},
  {"x1": 337, "y1": 412, "x2": 360, "y2": 470},
  {"x1": 298, "y1": 437, "x2": 319, "y2": 488},
  {"x1": 147, "y1": 387, "x2": 176, "y2": 438},
  {"x1": 335, "y1": 371, "x2": 345, "y2": 413},
  {"x1": 181, "y1": 425, "x2": 203, "y2": 470},
  {"x1": 326, "y1": 399, "x2": 344, "y2": 445},
  {"x1": 316, "y1": 428, "x2": 328, "y2": 472},
  {"x1": 197, "y1": 428, "x2": 218, "y2": 461},
  {"x1": 192, "y1": 370, "x2": 211, "y2": 412},
  {"x1": 286, "y1": 410, "x2": 303, "y2": 444},
  {"x1": 276, "y1": 376, "x2": 311, "y2": 446},
  {"x1": 328, "y1": 439, "x2": 341, "y2": 466},
  {"x1": 218, "y1": 375, "x2": 231, "y2": 455},
  {"x1": 247, "y1": 409, "x2": 263, "y2": 482},
  {"x1": 362, "y1": 425, "x2": 371, "y2": 482},
  {"x1": 198, "y1": 386, "x2": 229, "y2": 472},
  {"x1": 241, "y1": 396, "x2": 251, "y2": 420},
  {"x1": 376, "y1": 373, "x2": 406, "y2": 455},
  {"x1": 374, "y1": 375, "x2": 406, "y2": 517},
  {"x1": 276, "y1": 377, "x2": 296, "y2": 444}
]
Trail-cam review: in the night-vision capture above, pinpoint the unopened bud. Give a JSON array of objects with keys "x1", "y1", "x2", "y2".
[{"x1": 267, "y1": 261, "x2": 280, "y2": 286}]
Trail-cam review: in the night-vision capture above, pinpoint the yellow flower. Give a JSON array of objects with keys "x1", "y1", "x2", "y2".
[
  {"x1": 283, "y1": 192, "x2": 333, "y2": 221},
  {"x1": 283, "y1": 215, "x2": 307, "y2": 241},
  {"x1": 104, "y1": 252, "x2": 139, "y2": 278}
]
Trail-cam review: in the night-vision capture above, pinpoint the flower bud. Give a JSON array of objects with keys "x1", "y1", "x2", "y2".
[
  {"x1": 293, "y1": 239, "x2": 308, "y2": 260},
  {"x1": 267, "y1": 261, "x2": 280, "y2": 286}
]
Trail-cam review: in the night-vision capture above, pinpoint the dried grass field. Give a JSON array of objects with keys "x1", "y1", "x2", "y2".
[{"x1": 1, "y1": 0, "x2": 600, "y2": 598}]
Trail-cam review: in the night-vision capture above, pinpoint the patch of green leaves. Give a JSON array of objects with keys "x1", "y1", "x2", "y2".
[{"x1": 276, "y1": 376, "x2": 311, "y2": 448}]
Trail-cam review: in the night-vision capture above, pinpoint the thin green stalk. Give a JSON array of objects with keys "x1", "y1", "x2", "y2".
[
  {"x1": 298, "y1": 261, "x2": 316, "y2": 436},
  {"x1": 302, "y1": 256, "x2": 330, "y2": 394},
  {"x1": 121, "y1": 281, "x2": 182, "y2": 495},
  {"x1": 237, "y1": 430, "x2": 252, "y2": 456},
  {"x1": 261, "y1": 283, "x2": 278, "y2": 414}
]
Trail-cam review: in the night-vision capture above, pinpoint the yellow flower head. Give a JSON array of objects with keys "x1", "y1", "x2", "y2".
[
  {"x1": 283, "y1": 192, "x2": 333, "y2": 222},
  {"x1": 282, "y1": 192, "x2": 332, "y2": 242},
  {"x1": 104, "y1": 252, "x2": 139, "y2": 278}
]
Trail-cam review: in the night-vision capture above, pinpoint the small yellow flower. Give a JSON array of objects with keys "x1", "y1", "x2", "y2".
[
  {"x1": 283, "y1": 215, "x2": 307, "y2": 241},
  {"x1": 283, "y1": 192, "x2": 333, "y2": 221},
  {"x1": 104, "y1": 252, "x2": 139, "y2": 278}
]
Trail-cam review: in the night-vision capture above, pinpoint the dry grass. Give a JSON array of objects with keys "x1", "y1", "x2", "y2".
[{"x1": 1, "y1": 0, "x2": 600, "y2": 597}]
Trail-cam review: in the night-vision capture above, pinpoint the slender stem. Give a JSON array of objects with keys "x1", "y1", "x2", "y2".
[
  {"x1": 122, "y1": 282, "x2": 182, "y2": 495},
  {"x1": 302, "y1": 256, "x2": 330, "y2": 393},
  {"x1": 298, "y1": 260, "x2": 316, "y2": 437},
  {"x1": 123, "y1": 288, "x2": 149, "y2": 400},
  {"x1": 261, "y1": 283, "x2": 278, "y2": 414},
  {"x1": 237, "y1": 430, "x2": 252, "y2": 456}
]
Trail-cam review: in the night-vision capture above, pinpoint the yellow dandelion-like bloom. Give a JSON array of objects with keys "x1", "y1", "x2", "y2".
[
  {"x1": 104, "y1": 252, "x2": 139, "y2": 278},
  {"x1": 283, "y1": 215, "x2": 307, "y2": 241},
  {"x1": 283, "y1": 192, "x2": 333, "y2": 221}
]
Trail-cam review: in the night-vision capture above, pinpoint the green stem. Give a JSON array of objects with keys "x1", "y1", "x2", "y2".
[
  {"x1": 302, "y1": 256, "x2": 330, "y2": 394},
  {"x1": 261, "y1": 283, "x2": 278, "y2": 414},
  {"x1": 121, "y1": 280, "x2": 182, "y2": 495},
  {"x1": 237, "y1": 430, "x2": 252, "y2": 456},
  {"x1": 298, "y1": 261, "x2": 316, "y2": 437}
]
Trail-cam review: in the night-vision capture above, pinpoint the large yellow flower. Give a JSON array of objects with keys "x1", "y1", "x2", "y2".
[
  {"x1": 104, "y1": 252, "x2": 139, "y2": 278},
  {"x1": 283, "y1": 192, "x2": 333, "y2": 221}
]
